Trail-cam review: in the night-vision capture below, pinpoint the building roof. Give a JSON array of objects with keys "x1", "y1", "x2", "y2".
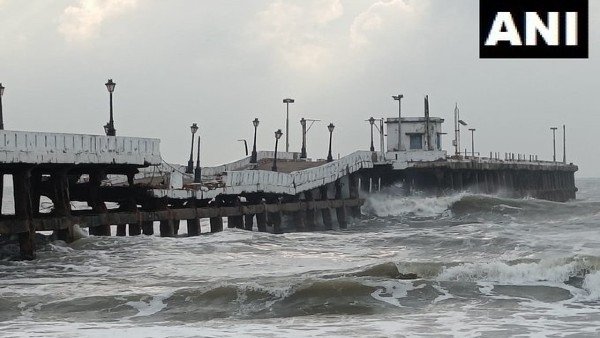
[{"x1": 385, "y1": 117, "x2": 444, "y2": 123}]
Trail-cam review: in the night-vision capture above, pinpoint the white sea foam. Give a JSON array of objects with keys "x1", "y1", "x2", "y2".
[
  {"x1": 437, "y1": 259, "x2": 580, "y2": 285},
  {"x1": 125, "y1": 290, "x2": 174, "y2": 318},
  {"x1": 364, "y1": 192, "x2": 466, "y2": 218},
  {"x1": 582, "y1": 270, "x2": 600, "y2": 300}
]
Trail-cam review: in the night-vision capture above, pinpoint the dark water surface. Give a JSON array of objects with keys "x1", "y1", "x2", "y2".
[{"x1": 1, "y1": 179, "x2": 600, "y2": 337}]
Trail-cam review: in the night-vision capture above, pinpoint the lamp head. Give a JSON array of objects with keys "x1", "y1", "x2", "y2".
[
  {"x1": 190, "y1": 123, "x2": 199, "y2": 134},
  {"x1": 392, "y1": 94, "x2": 404, "y2": 101},
  {"x1": 105, "y1": 79, "x2": 116, "y2": 93},
  {"x1": 275, "y1": 129, "x2": 283, "y2": 139},
  {"x1": 283, "y1": 98, "x2": 295, "y2": 104},
  {"x1": 368, "y1": 117, "x2": 375, "y2": 125},
  {"x1": 458, "y1": 120, "x2": 467, "y2": 126},
  {"x1": 328, "y1": 123, "x2": 335, "y2": 133},
  {"x1": 253, "y1": 118, "x2": 259, "y2": 127}
]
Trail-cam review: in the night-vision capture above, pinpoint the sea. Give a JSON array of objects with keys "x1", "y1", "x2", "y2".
[{"x1": 1, "y1": 178, "x2": 599, "y2": 337}]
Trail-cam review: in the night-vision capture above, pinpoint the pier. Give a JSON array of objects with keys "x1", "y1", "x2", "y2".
[{"x1": 0, "y1": 125, "x2": 577, "y2": 260}]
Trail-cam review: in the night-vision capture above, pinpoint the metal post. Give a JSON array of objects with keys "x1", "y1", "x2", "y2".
[
  {"x1": 393, "y1": 94, "x2": 403, "y2": 151},
  {"x1": 194, "y1": 135, "x2": 201, "y2": 183},
  {"x1": 562, "y1": 124, "x2": 566, "y2": 164},
  {"x1": 551, "y1": 127, "x2": 557, "y2": 162},
  {"x1": 187, "y1": 123, "x2": 198, "y2": 173},
  {"x1": 469, "y1": 128, "x2": 475, "y2": 157},
  {"x1": 327, "y1": 123, "x2": 334, "y2": 162},
  {"x1": 272, "y1": 129, "x2": 282, "y2": 172},
  {"x1": 0, "y1": 83, "x2": 4, "y2": 130},
  {"x1": 283, "y1": 98, "x2": 294, "y2": 153},
  {"x1": 379, "y1": 118, "x2": 385, "y2": 158},
  {"x1": 300, "y1": 118, "x2": 307, "y2": 158},
  {"x1": 251, "y1": 118, "x2": 259, "y2": 163}
]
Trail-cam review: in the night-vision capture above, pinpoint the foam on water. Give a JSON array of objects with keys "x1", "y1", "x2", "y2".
[{"x1": 364, "y1": 191, "x2": 465, "y2": 218}]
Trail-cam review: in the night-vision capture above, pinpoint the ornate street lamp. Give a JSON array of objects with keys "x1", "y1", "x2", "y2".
[
  {"x1": 272, "y1": 129, "x2": 283, "y2": 172},
  {"x1": 105, "y1": 79, "x2": 116, "y2": 136},
  {"x1": 0, "y1": 83, "x2": 5, "y2": 130},
  {"x1": 327, "y1": 123, "x2": 335, "y2": 162},
  {"x1": 187, "y1": 123, "x2": 199, "y2": 173},
  {"x1": 392, "y1": 94, "x2": 403, "y2": 151},
  {"x1": 368, "y1": 117, "x2": 375, "y2": 151},
  {"x1": 251, "y1": 118, "x2": 259, "y2": 163},
  {"x1": 283, "y1": 98, "x2": 294, "y2": 152}
]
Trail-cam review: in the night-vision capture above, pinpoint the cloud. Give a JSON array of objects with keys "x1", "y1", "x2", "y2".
[
  {"x1": 252, "y1": 0, "x2": 343, "y2": 72},
  {"x1": 58, "y1": 0, "x2": 138, "y2": 42},
  {"x1": 350, "y1": 0, "x2": 427, "y2": 49}
]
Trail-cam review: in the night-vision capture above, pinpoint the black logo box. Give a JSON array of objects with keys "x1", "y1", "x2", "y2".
[{"x1": 480, "y1": 0, "x2": 588, "y2": 59}]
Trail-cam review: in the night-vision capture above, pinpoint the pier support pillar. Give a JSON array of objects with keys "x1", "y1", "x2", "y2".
[
  {"x1": 52, "y1": 169, "x2": 74, "y2": 243},
  {"x1": 244, "y1": 214, "x2": 254, "y2": 231},
  {"x1": 348, "y1": 174, "x2": 361, "y2": 218},
  {"x1": 320, "y1": 186, "x2": 333, "y2": 230},
  {"x1": 335, "y1": 180, "x2": 348, "y2": 229},
  {"x1": 226, "y1": 198, "x2": 244, "y2": 229},
  {"x1": 210, "y1": 216, "x2": 223, "y2": 233},
  {"x1": 186, "y1": 200, "x2": 201, "y2": 237},
  {"x1": 157, "y1": 200, "x2": 175, "y2": 237},
  {"x1": 14, "y1": 168, "x2": 35, "y2": 260},
  {"x1": 141, "y1": 221, "x2": 154, "y2": 235},
  {"x1": 304, "y1": 190, "x2": 317, "y2": 230},
  {"x1": 256, "y1": 202, "x2": 267, "y2": 232},
  {"x1": 87, "y1": 170, "x2": 111, "y2": 236},
  {"x1": 116, "y1": 224, "x2": 127, "y2": 236}
]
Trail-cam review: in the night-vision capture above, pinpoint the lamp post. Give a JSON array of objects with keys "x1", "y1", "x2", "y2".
[
  {"x1": 368, "y1": 117, "x2": 375, "y2": 151},
  {"x1": 300, "y1": 118, "x2": 307, "y2": 158},
  {"x1": 327, "y1": 123, "x2": 335, "y2": 162},
  {"x1": 392, "y1": 94, "x2": 403, "y2": 151},
  {"x1": 562, "y1": 124, "x2": 566, "y2": 164},
  {"x1": 0, "y1": 83, "x2": 5, "y2": 130},
  {"x1": 105, "y1": 79, "x2": 116, "y2": 136},
  {"x1": 251, "y1": 118, "x2": 259, "y2": 163},
  {"x1": 194, "y1": 135, "x2": 201, "y2": 183},
  {"x1": 272, "y1": 129, "x2": 283, "y2": 172},
  {"x1": 551, "y1": 127, "x2": 557, "y2": 162},
  {"x1": 469, "y1": 128, "x2": 476, "y2": 157},
  {"x1": 283, "y1": 98, "x2": 294, "y2": 153},
  {"x1": 187, "y1": 123, "x2": 199, "y2": 173}
]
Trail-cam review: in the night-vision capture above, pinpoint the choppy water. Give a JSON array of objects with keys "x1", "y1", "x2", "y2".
[{"x1": 1, "y1": 179, "x2": 600, "y2": 337}]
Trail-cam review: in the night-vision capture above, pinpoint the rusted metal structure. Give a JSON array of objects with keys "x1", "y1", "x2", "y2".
[{"x1": 0, "y1": 128, "x2": 578, "y2": 260}]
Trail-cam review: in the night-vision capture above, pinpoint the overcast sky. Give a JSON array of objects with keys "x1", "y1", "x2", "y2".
[{"x1": 0, "y1": 0, "x2": 598, "y2": 176}]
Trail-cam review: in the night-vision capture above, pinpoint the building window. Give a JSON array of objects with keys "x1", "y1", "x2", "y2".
[
  {"x1": 409, "y1": 134, "x2": 423, "y2": 150},
  {"x1": 437, "y1": 134, "x2": 441, "y2": 150}
]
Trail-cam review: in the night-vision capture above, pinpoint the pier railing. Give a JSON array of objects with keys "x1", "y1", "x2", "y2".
[{"x1": 0, "y1": 130, "x2": 161, "y2": 165}]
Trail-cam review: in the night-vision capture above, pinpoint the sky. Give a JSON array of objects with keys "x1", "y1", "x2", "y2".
[{"x1": 0, "y1": 0, "x2": 598, "y2": 176}]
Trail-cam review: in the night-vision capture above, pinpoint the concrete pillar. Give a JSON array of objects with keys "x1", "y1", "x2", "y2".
[
  {"x1": 52, "y1": 169, "x2": 74, "y2": 243},
  {"x1": 116, "y1": 224, "x2": 126, "y2": 236},
  {"x1": 87, "y1": 170, "x2": 111, "y2": 236},
  {"x1": 186, "y1": 200, "x2": 201, "y2": 236},
  {"x1": 14, "y1": 168, "x2": 36, "y2": 260},
  {"x1": 320, "y1": 185, "x2": 333, "y2": 230},
  {"x1": 156, "y1": 200, "x2": 175, "y2": 237},
  {"x1": 348, "y1": 174, "x2": 361, "y2": 218},
  {"x1": 256, "y1": 210, "x2": 267, "y2": 232},
  {"x1": 335, "y1": 179, "x2": 347, "y2": 229},
  {"x1": 304, "y1": 190, "x2": 317, "y2": 230},
  {"x1": 244, "y1": 214, "x2": 254, "y2": 231},
  {"x1": 210, "y1": 216, "x2": 223, "y2": 233}
]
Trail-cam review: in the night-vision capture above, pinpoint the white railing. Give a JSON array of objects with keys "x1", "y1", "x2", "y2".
[{"x1": 0, "y1": 130, "x2": 161, "y2": 165}]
